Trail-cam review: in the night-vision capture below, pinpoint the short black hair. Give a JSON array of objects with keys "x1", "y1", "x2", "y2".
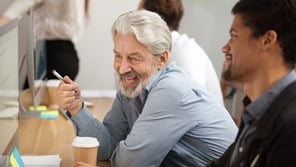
[
  {"x1": 232, "y1": 0, "x2": 296, "y2": 68},
  {"x1": 141, "y1": 0, "x2": 184, "y2": 31}
]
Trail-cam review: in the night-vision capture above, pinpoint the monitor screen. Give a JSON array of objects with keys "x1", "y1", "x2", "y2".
[{"x1": 0, "y1": 18, "x2": 19, "y2": 159}]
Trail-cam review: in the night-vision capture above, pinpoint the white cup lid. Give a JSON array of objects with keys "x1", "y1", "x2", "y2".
[
  {"x1": 46, "y1": 79, "x2": 60, "y2": 87},
  {"x1": 72, "y1": 136, "x2": 99, "y2": 148}
]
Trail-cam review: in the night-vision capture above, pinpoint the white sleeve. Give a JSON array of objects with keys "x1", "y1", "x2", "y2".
[
  {"x1": 3, "y1": 0, "x2": 43, "y2": 19},
  {"x1": 173, "y1": 39, "x2": 207, "y2": 87}
]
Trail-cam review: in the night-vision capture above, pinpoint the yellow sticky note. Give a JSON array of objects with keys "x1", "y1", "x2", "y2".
[
  {"x1": 29, "y1": 105, "x2": 47, "y2": 111},
  {"x1": 9, "y1": 147, "x2": 24, "y2": 167},
  {"x1": 10, "y1": 153, "x2": 20, "y2": 167}
]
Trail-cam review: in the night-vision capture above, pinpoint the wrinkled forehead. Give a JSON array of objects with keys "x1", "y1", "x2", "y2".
[{"x1": 114, "y1": 32, "x2": 150, "y2": 54}]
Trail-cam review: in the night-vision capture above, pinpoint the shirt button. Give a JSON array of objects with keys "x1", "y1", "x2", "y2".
[{"x1": 239, "y1": 147, "x2": 243, "y2": 152}]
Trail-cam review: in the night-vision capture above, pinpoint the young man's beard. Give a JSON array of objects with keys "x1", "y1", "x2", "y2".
[
  {"x1": 222, "y1": 68, "x2": 232, "y2": 81},
  {"x1": 222, "y1": 62, "x2": 235, "y2": 81},
  {"x1": 117, "y1": 66, "x2": 158, "y2": 98}
]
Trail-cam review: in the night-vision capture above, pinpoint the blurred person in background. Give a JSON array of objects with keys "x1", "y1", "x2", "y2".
[{"x1": 0, "y1": 0, "x2": 90, "y2": 80}]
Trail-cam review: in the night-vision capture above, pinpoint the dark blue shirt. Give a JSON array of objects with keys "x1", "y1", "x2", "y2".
[{"x1": 229, "y1": 70, "x2": 296, "y2": 166}]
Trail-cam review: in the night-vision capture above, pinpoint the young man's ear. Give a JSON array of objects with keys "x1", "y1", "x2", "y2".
[
  {"x1": 158, "y1": 50, "x2": 169, "y2": 69},
  {"x1": 262, "y1": 30, "x2": 277, "y2": 49}
]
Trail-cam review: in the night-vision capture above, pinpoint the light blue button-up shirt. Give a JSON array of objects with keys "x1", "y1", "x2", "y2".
[{"x1": 70, "y1": 63, "x2": 237, "y2": 167}]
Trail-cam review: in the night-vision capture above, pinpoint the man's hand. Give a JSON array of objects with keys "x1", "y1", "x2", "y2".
[
  {"x1": 0, "y1": 16, "x2": 11, "y2": 26},
  {"x1": 57, "y1": 76, "x2": 83, "y2": 116}
]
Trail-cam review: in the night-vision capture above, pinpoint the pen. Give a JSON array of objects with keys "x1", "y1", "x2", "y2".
[
  {"x1": 52, "y1": 69, "x2": 78, "y2": 94},
  {"x1": 52, "y1": 70, "x2": 65, "y2": 81},
  {"x1": 51, "y1": 69, "x2": 76, "y2": 119}
]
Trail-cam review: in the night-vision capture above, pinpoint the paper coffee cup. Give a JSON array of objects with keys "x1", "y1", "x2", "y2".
[
  {"x1": 72, "y1": 137, "x2": 99, "y2": 165},
  {"x1": 46, "y1": 79, "x2": 60, "y2": 106}
]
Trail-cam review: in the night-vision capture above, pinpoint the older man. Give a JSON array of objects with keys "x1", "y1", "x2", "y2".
[{"x1": 57, "y1": 10, "x2": 237, "y2": 167}]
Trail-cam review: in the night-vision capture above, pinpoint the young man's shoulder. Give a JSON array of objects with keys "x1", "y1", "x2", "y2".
[{"x1": 268, "y1": 81, "x2": 296, "y2": 127}]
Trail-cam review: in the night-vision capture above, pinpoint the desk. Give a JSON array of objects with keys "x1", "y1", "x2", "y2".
[{"x1": 18, "y1": 98, "x2": 114, "y2": 167}]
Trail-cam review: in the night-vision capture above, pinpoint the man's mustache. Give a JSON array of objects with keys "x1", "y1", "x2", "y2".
[{"x1": 121, "y1": 71, "x2": 137, "y2": 78}]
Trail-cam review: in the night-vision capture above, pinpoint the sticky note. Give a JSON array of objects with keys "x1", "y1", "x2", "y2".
[
  {"x1": 29, "y1": 105, "x2": 47, "y2": 112},
  {"x1": 9, "y1": 146, "x2": 25, "y2": 167},
  {"x1": 40, "y1": 110, "x2": 59, "y2": 119}
]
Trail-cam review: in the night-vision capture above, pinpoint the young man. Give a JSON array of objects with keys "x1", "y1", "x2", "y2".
[
  {"x1": 57, "y1": 10, "x2": 237, "y2": 167},
  {"x1": 209, "y1": 0, "x2": 296, "y2": 166},
  {"x1": 138, "y1": 0, "x2": 224, "y2": 104}
]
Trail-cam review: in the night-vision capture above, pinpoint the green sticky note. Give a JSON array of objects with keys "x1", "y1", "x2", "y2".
[
  {"x1": 9, "y1": 146, "x2": 25, "y2": 167},
  {"x1": 40, "y1": 110, "x2": 59, "y2": 119}
]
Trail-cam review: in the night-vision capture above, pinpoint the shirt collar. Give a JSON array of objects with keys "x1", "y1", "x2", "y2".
[
  {"x1": 144, "y1": 62, "x2": 176, "y2": 92},
  {"x1": 138, "y1": 62, "x2": 177, "y2": 104},
  {"x1": 243, "y1": 70, "x2": 296, "y2": 124}
]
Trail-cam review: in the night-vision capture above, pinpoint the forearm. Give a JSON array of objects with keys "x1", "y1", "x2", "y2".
[{"x1": 3, "y1": 0, "x2": 42, "y2": 19}]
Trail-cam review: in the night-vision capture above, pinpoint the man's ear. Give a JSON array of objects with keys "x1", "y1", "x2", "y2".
[
  {"x1": 262, "y1": 30, "x2": 277, "y2": 49},
  {"x1": 158, "y1": 50, "x2": 169, "y2": 69}
]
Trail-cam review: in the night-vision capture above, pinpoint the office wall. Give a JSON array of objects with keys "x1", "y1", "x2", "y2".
[
  {"x1": 76, "y1": 0, "x2": 236, "y2": 90},
  {"x1": 180, "y1": 0, "x2": 236, "y2": 81}
]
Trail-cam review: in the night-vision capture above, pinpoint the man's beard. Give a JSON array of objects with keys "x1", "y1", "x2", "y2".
[
  {"x1": 222, "y1": 67, "x2": 232, "y2": 81},
  {"x1": 222, "y1": 62, "x2": 234, "y2": 81},
  {"x1": 117, "y1": 66, "x2": 158, "y2": 98}
]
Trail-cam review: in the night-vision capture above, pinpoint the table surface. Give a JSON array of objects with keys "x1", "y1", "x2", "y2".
[{"x1": 18, "y1": 97, "x2": 114, "y2": 167}]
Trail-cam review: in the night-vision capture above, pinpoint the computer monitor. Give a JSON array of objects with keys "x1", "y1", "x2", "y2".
[
  {"x1": 0, "y1": 18, "x2": 19, "y2": 164},
  {"x1": 28, "y1": 9, "x2": 47, "y2": 109},
  {"x1": 19, "y1": 9, "x2": 47, "y2": 115}
]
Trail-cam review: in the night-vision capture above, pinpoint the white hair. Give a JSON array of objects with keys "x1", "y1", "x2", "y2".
[{"x1": 111, "y1": 10, "x2": 171, "y2": 56}]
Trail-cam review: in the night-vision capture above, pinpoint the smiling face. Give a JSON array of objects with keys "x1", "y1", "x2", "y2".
[
  {"x1": 113, "y1": 32, "x2": 163, "y2": 98},
  {"x1": 221, "y1": 14, "x2": 263, "y2": 83}
]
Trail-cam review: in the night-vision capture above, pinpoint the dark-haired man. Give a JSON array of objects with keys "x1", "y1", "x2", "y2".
[{"x1": 209, "y1": 0, "x2": 296, "y2": 166}]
